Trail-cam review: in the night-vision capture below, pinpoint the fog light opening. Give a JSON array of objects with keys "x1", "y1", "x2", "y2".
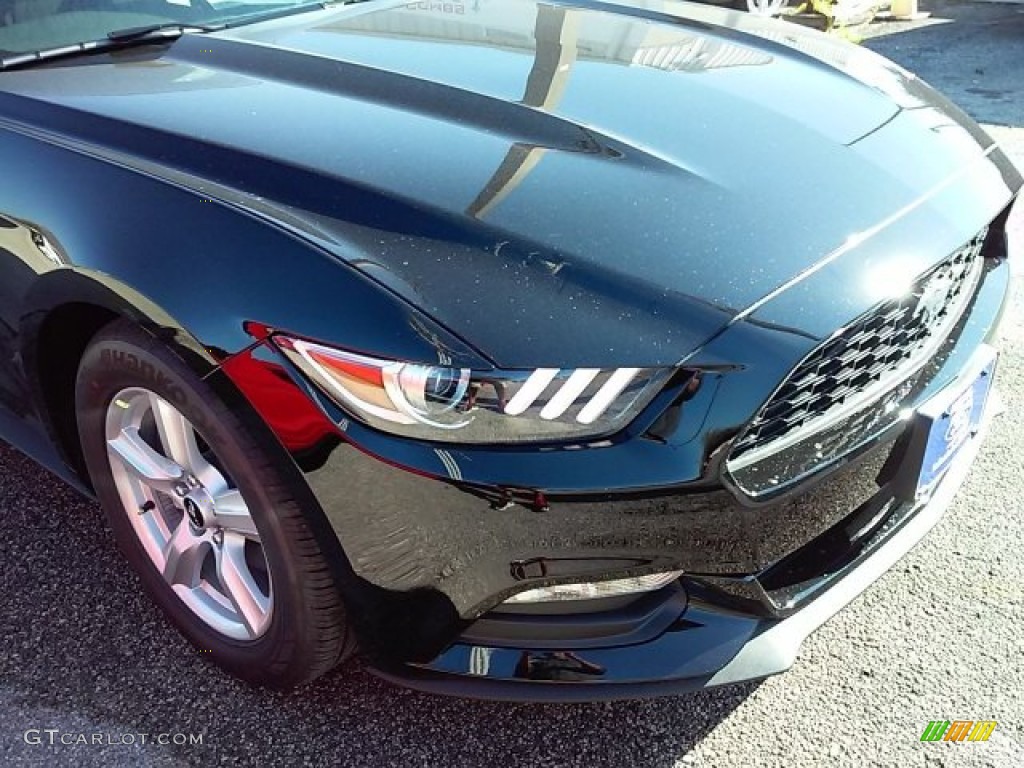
[{"x1": 502, "y1": 570, "x2": 683, "y2": 605}]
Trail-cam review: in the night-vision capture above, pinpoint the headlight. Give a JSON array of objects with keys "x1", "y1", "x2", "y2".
[{"x1": 275, "y1": 336, "x2": 672, "y2": 443}]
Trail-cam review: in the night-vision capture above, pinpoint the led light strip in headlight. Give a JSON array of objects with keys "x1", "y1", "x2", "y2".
[
  {"x1": 275, "y1": 336, "x2": 671, "y2": 444},
  {"x1": 503, "y1": 367, "x2": 642, "y2": 424}
]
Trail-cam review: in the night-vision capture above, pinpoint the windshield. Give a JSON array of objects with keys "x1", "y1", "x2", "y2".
[{"x1": 0, "y1": 1, "x2": 326, "y2": 57}]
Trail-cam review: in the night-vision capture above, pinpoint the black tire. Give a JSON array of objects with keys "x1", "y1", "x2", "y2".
[{"x1": 75, "y1": 319, "x2": 355, "y2": 688}]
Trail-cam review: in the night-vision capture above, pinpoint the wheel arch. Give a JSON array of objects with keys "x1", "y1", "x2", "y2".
[{"x1": 20, "y1": 269, "x2": 228, "y2": 487}]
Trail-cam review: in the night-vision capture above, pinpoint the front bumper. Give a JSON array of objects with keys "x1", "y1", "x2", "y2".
[
  {"x1": 214, "y1": 200, "x2": 1016, "y2": 699},
  {"x1": 373, "y1": 380, "x2": 999, "y2": 700}
]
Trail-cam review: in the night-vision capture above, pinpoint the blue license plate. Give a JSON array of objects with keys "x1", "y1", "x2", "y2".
[{"x1": 915, "y1": 350, "x2": 996, "y2": 499}]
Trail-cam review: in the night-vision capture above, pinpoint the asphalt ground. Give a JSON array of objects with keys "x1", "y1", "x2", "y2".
[{"x1": 1, "y1": 2, "x2": 1022, "y2": 766}]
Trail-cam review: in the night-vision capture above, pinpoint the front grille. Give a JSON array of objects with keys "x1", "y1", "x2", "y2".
[{"x1": 729, "y1": 230, "x2": 988, "y2": 472}]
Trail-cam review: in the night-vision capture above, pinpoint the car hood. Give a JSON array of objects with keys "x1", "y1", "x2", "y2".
[{"x1": 0, "y1": 0, "x2": 1016, "y2": 367}]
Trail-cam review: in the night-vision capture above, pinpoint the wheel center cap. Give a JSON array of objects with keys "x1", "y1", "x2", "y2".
[{"x1": 183, "y1": 489, "x2": 215, "y2": 530}]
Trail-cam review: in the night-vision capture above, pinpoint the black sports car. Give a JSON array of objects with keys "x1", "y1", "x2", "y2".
[{"x1": 0, "y1": 0, "x2": 1019, "y2": 700}]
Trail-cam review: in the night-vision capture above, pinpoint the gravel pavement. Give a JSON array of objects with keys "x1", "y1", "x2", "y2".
[{"x1": 1, "y1": 2, "x2": 1022, "y2": 766}]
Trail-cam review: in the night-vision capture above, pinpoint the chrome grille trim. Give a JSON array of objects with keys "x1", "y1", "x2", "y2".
[{"x1": 728, "y1": 231, "x2": 988, "y2": 475}]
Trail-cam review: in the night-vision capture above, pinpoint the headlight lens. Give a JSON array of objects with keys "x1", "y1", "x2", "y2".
[{"x1": 275, "y1": 336, "x2": 671, "y2": 443}]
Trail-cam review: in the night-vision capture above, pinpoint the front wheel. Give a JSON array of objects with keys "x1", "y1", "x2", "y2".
[{"x1": 76, "y1": 319, "x2": 355, "y2": 688}]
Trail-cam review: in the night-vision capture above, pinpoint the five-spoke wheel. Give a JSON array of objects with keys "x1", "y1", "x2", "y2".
[{"x1": 106, "y1": 387, "x2": 272, "y2": 640}]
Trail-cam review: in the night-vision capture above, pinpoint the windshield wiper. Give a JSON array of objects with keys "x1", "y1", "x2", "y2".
[
  {"x1": 0, "y1": 22, "x2": 221, "y2": 71},
  {"x1": 0, "y1": 2, "x2": 356, "y2": 72},
  {"x1": 107, "y1": 22, "x2": 224, "y2": 43}
]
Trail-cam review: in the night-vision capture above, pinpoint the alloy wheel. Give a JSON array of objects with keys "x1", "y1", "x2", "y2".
[{"x1": 104, "y1": 387, "x2": 273, "y2": 640}]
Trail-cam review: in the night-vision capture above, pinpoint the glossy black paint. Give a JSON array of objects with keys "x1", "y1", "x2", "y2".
[
  {"x1": 0, "y1": 0, "x2": 1020, "y2": 694},
  {"x1": 215, "y1": 232, "x2": 1011, "y2": 666},
  {"x1": 374, "y1": 593, "x2": 766, "y2": 702}
]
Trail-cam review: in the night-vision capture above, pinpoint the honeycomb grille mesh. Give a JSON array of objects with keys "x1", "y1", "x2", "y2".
[{"x1": 730, "y1": 232, "x2": 987, "y2": 463}]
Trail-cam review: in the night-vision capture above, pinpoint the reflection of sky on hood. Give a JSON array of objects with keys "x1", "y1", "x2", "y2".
[
  {"x1": 277, "y1": 6, "x2": 895, "y2": 150},
  {"x1": 0, "y1": 0, "x2": 1007, "y2": 368}
]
